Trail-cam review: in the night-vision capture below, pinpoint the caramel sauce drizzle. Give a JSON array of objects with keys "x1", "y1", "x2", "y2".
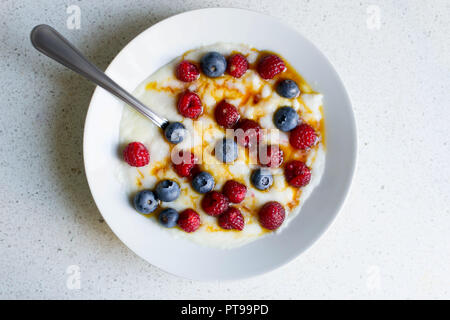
[{"x1": 137, "y1": 47, "x2": 326, "y2": 233}]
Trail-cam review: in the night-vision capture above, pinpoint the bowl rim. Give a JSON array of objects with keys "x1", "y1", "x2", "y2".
[{"x1": 82, "y1": 7, "x2": 357, "y2": 280}]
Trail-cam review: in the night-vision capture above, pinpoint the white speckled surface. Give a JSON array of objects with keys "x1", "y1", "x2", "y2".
[{"x1": 1, "y1": 0, "x2": 449, "y2": 299}]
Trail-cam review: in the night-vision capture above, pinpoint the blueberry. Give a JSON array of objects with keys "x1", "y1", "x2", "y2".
[
  {"x1": 251, "y1": 168, "x2": 273, "y2": 190},
  {"x1": 201, "y1": 52, "x2": 227, "y2": 78},
  {"x1": 133, "y1": 190, "x2": 159, "y2": 214},
  {"x1": 276, "y1": 79, "x2": 300, "y2": 98},
  {"x1": 155, "y1": 179, "x2": 181, "y2": 202},
  {"x1": 215, "y1": 138, "x2": 238, "y2": 163},
  {"x1": 164, "y1": 122, "x2": 186, "y2": 144},
  {"x1": 158, "y1": 208, "x2": 179, "y2": 228},
  {"x1": 273, "y1": 106, "x2": 299, "y2": 132},
  {"x1": 192, "y1": 171, "x2": 215, "y2": 194}
]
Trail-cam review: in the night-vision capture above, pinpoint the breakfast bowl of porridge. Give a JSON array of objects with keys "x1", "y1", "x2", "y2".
[{"x1": 83, "y1": 8, "x2": 356, "y2": 280}]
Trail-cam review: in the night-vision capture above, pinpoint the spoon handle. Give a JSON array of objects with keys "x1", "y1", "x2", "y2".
[{"x1": 30, "y1": 24, "x2": 168, "y2": 129}]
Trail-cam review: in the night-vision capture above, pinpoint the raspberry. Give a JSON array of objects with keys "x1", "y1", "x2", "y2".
[
  {"x1": 235, "y1": 119, "x2": 262, "y2": 148},
  {"x1": 284, "y1": 160, "x2": 311, "y2": 187},
  {"x1": 123, "y1": 142, "x2": 150, "y2": 167},
  {"x1": 178, "y1": 209, "x2": 201, "y2": 233},
  {"x1": 257, "y1": 55, "x2": 286, "y2": 80},
  {"x1": 289, "y1": 123, "x2": 317, "y2": 150},
  {"x1": 222, "y1": 180, "x2": 247, "y2": 203},
  {"x1": 189, "y1": 164, "x2": 201, "y2": 179},
  {"x1": 258, "y1": 145, "x2": 284, "y2": 168},
  {"x1": 177, "y1": 91, "x2": 203, "y2": 119},
  {"x1": 214, "y1": 100, "x2": 240, "y2": 128},
  {"x1": 218, "y1": 207, "x2": 245, "y2": 231},
  {"x1": 201, "y1": 191, "x2": 229, "y2": 216},
  {"x1": 258, "y1": 201, "x2": 285, "y2": 230},
  {"x1": 227, "y1": 54, "x2": 249, "y2": 78},
  {"x1": 172, "y1": 150, "x2": 197, "y2": 178},
  {"x1": 176, "y1": 60, "x2": 200, "y2": 82}
]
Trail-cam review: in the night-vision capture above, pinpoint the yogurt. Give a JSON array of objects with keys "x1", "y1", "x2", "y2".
[{"x1": 116, "y1": 43, "x2": 326, "y2": 249}]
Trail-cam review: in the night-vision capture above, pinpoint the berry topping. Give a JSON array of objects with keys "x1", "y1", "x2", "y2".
[
  {"x1": 276, "y1": 79, "x2": 300, "y2": 98},
  {"x1": 218, "y1": 207, "x2": 245, "y2": 231},
  {"x1": 123, "y1": 142, "x2": 150, "y2": 167},
  {"x1": 201, "y1": 52, "x2": 227, "y2": 78},
  {"x1": 155, "y1": 179, "x2": 181, "y2": 202},
  {"x1": 251, "y1": 168, "x2": 273, "y2": 191},
  {"x1": 222, "y1": 180, "x2": 247, "y2": 204},
  {"x1": 257, "y1": 54, "x2": 286, "y2": 80},
  {"x1": 214, "y1": 100, "x2": 240, "y2": 128},
  {"x1": 284, "y1": 160, "x2": 311, "y2": 188},
  {"x1": 235, "y1": 119, "x2": 262, "y2": 148},
  {"x1": 201, "y1": 191, "x2": 229, "y2": 216},
  {"x1": 289, "y1": 123, "x2": 317, "y2": 150},
  {"x1": 189, "y1": 164, "x2": 201, "y2": 179},
  {"x1": 177, "y1": 91, "x2": 203, "y2": 119},
  {"x1": 164, "y1": 122, "x2": 186, "y2": 144},
  {"x1": 192, "y1": 171, "x2": 215, "y2": 194},
  {"x1": 158, "y1": 208, "x2": 179, "y2": 228},
  {"x1": 227, "y1": 53, "x2": 249, "y2": 78},
  {"x1": 178, "y1": 209, "x2": 201, "y2": 233},
  {"x1": 273, "y1": 106, "x2": 299, "y2": 132},
  {"x1": 258, "y1": 201, "x2": 285, "y2": 230},
  {"x1": 176, "y1": 60, "x2": 200, "y2": 82},
  {"x1": 258, "y1": 145, "x2": 284, "y2": 168},
  {"x1": 215, "y1": 138, "x2": 239, "y2": 163},
  {"x1": 172, "y1": 150, "x2": 197, "y2": 178},
  {"x1": 133, "y1": 190, "x2": 158, "y2": 214}
]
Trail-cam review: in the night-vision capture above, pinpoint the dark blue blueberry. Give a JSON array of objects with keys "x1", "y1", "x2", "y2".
[
  {"x1": 192, "y1": 171, "x2": 215, "y2": 194},
  {"x1": 155, "y1": 179, "x2": 181, "y2": 202},
  {"x1": 133, "y1": 190, "x2": 159, "y2": 214},
  {"x1": 276, "y1": 79, "x2": 300, "y2": 98},
  {"x1": 251, "y1": 168, "x2": 273, "y2": 190},
  {"x1": 164, "y1": 122, "x2": 186, "y2": 144},
  {"x1": 215, "y1": 138, "x2": 238, "y2": 163},
  {"x1": 158, "y1": 208, "x2": 179, "y2": 228},
  {"x1": 200, "y1": 52, "x2": 227, "y2": 78},
  {"x1": 273, "y1": 106, "x2": 299, "y2": 132}
]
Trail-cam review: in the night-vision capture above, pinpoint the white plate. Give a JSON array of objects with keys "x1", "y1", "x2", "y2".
[{"x1": 83, "y1": 8, "x2": 356, "y2": 280}]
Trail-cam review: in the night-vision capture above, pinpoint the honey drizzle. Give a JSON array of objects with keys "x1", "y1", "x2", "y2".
[{"x1": 137, "y1": 47, "x2": 326, "y2": 232}]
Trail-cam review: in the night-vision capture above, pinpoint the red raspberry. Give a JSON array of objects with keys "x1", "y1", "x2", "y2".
[
  {"x1": 189, "y1": 164, "x2": 201, "y2": 179},
  {"x1": 227, "y1": 54, "x2": 249, "y2": 78},
  {"x1": 258, "y1": 145, "x2": 284, "y2": 168},
  {"x1": 257, "y1": 55, "x2": 286, "y2": 80},
  {"x1": 284, "y1": 160, "x2": 311, "y2": 187},
  {"x1": 235, "y1": 119, "x2": 262, "y2": 148},
  {"x1": 218, "y1": 207, "x2": 245, "y2": 231},
  {"x1": 172, "y1": 150, "x2": 197, "y2": 178},
  {"x1": 258, "y1": 201, "x2": 285, "y2": 230},
  {"x1": 201, "y1": 191, "x2": 229, "y2": 216},
  {"x1": 222, "y1": 180, "x2": 247, "y2": 203},
  {"x1": 178, "y1": 91, "x2": 203, "y2": 119},
  {"x1": 214, "y1": 100, "x2": 240, "y2": 128},
  {"x1": 289, "y1": 123, "x2": 317, "y2": 150},
  {"x1": 176, "y1": 60, "x2": 200, "y2": 82},
  {"x1": 122, "y1": 142, "x2": 149, "y2": 167},
  {"x1": 178, "y1": 209, "x2": 201, "y2": 233}
]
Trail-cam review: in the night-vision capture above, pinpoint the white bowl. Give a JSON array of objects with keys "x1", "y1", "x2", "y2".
[{"x1": 83, "y1": 8, "x2": 356, "y2": 280}]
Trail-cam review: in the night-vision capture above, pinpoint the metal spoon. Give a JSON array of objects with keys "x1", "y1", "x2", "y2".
[{"x1": 30, "y1": 24, "x2": 185, "y2": 144}]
